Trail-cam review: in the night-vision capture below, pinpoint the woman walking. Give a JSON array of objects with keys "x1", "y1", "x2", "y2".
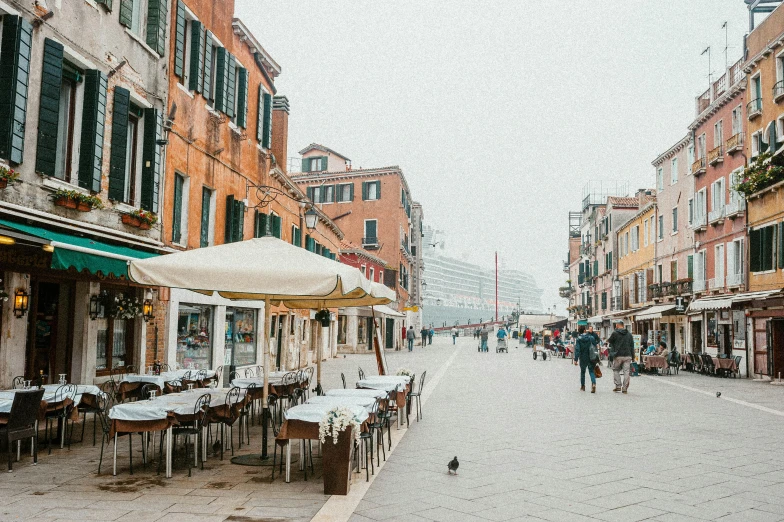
[{"x1": 573, "y1": 325, "x2": 597, "y2": 393}]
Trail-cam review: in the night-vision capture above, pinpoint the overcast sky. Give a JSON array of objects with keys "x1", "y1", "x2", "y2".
[{"x1": 235, "y1": 0, "x2": 750, "y2": 313}]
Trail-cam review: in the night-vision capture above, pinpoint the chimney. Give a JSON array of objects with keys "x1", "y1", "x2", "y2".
[
  {"x1": 636, "y1": 188, "x2": 650, "y2": 206},
  {"x1": 271, "y1": 95, "x2": 289, "y2": 174}
]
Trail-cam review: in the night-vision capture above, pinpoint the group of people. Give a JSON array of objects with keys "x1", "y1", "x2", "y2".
[
  {"x1": 403, "y1": 325, "x2": 435, "y2": 351},
  {"x1": 573, "y1": 320, "x2": 635, "y2": 394}
]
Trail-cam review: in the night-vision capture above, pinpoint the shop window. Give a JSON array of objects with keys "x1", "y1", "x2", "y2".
[
  {"x1": 177, "y1": 304, "x2": 213, "y2": 369},
  {"x1": 357, "y1": 318, "x2": 366, "y2": 344},
  {"x1": 225, "y1": 308, "x2": 256, "y2": 367},
  {"x1": 95, "y1": 289, "x2": 137, "y2": 373}
]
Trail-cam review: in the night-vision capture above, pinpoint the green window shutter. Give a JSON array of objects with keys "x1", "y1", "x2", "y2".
[
  {"x1": 349, "y1": 183, "x2": 354, "y2": 201},
  {"x1": 225, "y1": 54, "x2": 236, "y2": 118},
  {"x1": 272, "y1": 214, "x2": 281, "y2": 238},
  {"x1": 172, "y1": 174, "x2": 183, "y2": 243},
  {"x1": 257, "y1": 211, "x2": 269, "y2": 237},
  {"x1": 225, "y1": 195, "x2": 235, "y2": 243},
  {"x1": 296, "y1": 227, "x2": 302, "y2": 247},
  {"x1": 687, "y1": 255, "x2": 694, "y2": 279},
  {"x1": 77, "y1": 70, "x2": 107, "y2": 193},
  {"x1": 202, "y1": 31, "x2": 213, "y2": 97},
  {"x1": 780, "y1": 222, "x2": 784, "y2": 270},
  {"x1": 256, "y1": 86, "x2": 263, "y2": 142},
  {"x1": 327, "y1": 184, "x2": 335, "y2": 203},
  {"x1": 236, "y1": 67, "x2": 248, "y2": 128},
  {"x1": 261, "y1": 92, "x2": 272, "y2": 149},
  {"x1": 290, "y1": 225, "x2": 296, "y2": 245},
  {"x1": 0, "y1": 16, "x2": 32, "y2": 165},
  {"x1": 306, "y1": 235, "x2": 314, "y2": 252},
  {"x1": 119, "y1": 0, "x2": 132, "y2": 27},
  {"x1": 234, "y1": 199, "x2": 245, "y2": 241},
  {"x1": 253, "y1": 209, "x2": 259, "y2": 237},
  {"x1": 140, "y1": 108, "x2": 162, "y2": 212},
  {"x1": 761, "y1": 226, "x2": 773, "y2": 272},
  {"x1": 108, "y1": 87, "x2": 130, "y2": 201},
  {"x1": 146, "y1": 0, "x2": 167, "y2": 55},
  {"x1": 321, "y1": 157, "x2": 328, "y2": 171},
  {"x1": 35, "y1": 38, "x2": 64, "y2": 177},
  {"x1": 200, "y1": 187, "x2": 211, "y2": 247},
  {"x1": 593, "y1": 260, "x2": 598, "y2": 276},
  {"x1": 96, "y1": 0, "x2": 112, "y2": 11},
  {"x1": 173, "y1": 1, "x2": 186, "y2": 78},
  {"x1": 306, "y1": 186, "x2": 313, "y2": 201},
  {"x1": 302, "y1": 157, "x2": 310, "y2": 173},
  {"x1": 189, "y1": 21, "x2": 204, "y2": 92},
  {"x1": 750, "y1": 229, "x2": 761, "y2": 272},
  {"x1": 362, "y1": 181, "x2": 368, "y2": 200},
  {"x1": 214, "y1": 47, "x2": 228, "y2": 112}
]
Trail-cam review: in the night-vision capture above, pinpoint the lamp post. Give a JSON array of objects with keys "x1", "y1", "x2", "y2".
[{"x1": 304, "y1": 208, "x2": 318, "y2": 231}]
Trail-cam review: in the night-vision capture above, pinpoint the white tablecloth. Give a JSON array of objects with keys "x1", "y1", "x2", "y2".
[
  {"x1": 0, "y1": 384, "x2": 105, "y2": 413},
  {"x1": 230, "y1": 377, "x2": 283, "y2": 389},
  {"x1": 171, "y1": 369, "x2": 217, "y2": 380},
  {"x1": 306, "y1": 395, "x2": 376, "y2": 412},
  {"x1": 356, "y1": 378, "x2": 407, "y2": 392},
  {"x1": 109, "y1": 389, "x2": 245, "y2": 420},
  {"x1": 361, "y1": 375, "x2": 411, "y2": 386},
  {"x1": 325, "y1": 388, "x2": 387, "y2": 399},
  {"x1": 284, "y1": 403, "x2": 368, "y2": 424}
]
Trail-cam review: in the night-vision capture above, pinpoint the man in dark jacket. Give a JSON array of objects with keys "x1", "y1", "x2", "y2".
[
  {"x1": 608, "y1": 320, "x2": 635, "y2": 393},
  {"x1": 573, "y1": 325, "x2": 597, "y2": 393}
]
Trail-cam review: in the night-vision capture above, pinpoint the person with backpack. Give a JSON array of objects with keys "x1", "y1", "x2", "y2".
[{"x1": 573, "y1": 325, "x2": 598, "y2": 393}]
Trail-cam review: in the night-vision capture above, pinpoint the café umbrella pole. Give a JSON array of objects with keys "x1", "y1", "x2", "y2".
[{"x1": 261, "y1": 297, "x2": 271, "y2": 459}]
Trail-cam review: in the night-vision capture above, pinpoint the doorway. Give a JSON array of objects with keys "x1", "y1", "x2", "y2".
[
  {"x1": 385, "y1": 318, "x2": 394, "y2": 349},
  {"x1": 768, "y1": 319, "x2": 784, "y2": 379},
  {"x1": 275, "y1": 316, "x2": 284, "y2": 369},
  {"x1": 692, "y1": 320, "x2": 702, "y2": 353},
  {"x1": 26, "y1": 281, "x2": 72, "y2": 382},
  {"x1": 366, "y1": 317, "x2": 374, "y2": 350}
]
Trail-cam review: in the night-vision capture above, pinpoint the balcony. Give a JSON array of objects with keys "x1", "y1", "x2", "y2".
[
  {"x1": 691, "y1": 212, "x2": 707, "y2": 232},
  {"x1": 558, "y1": 286, "x2": 574, "y2": 299},
  {"x1": 708, "y1": 276, "x2": 725, "y2": 291},
  {"x1": 725, "y1": 132, "x2": 744, "y2": 155},
  {"x1": 648, "y1": 283, "x2": 661, "y2": 300},
  {"x1": 747, "y1": 98, "x2": 762, "y2": 120},
  {"x1": 362, "y1": 237, "x2": 379, "y2": 249},
  {"x1": 727, "y1": 272, "x2": 744, "y2": 288},
  {"x1": 693, "y1": 278, "x2": 707, "y2": 293},
  {"x1": 691, "y1": 157, "x2": 706, "y2": 176},
  {"x1": 725, "y1": 198, "x2": 746, "y2": 219},
  {"x1": 707, "y1": 145, "x2": 724, "y2": 166},
  {"x1": 401, "y1": 240, "x2": 412, "y2": 257},
  {"x1": 775, "y1": 80, "x2": 784, "y2": 103},
  {"x1": 708, "y1": 205, "x2": 725, "y2": 225},
  {"x1": 674, "y1": 278, "x2": 692, "y2": 295}
]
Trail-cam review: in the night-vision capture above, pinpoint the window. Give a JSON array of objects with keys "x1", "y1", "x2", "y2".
[
  {"x1": 171, "y1": 173, "x2": 189, "y2": 244},
  {"x1": 688, "y1": 198, "x2": 693, "y2": 225},
  {"x1": 362, "y1": 180, "x2": 381, "y2": 201},
  {"x1": 122, "y1": 113, "x2": 140, "y2": 203},
  {"x1": 322, "y1": 185, "x2": 335, "y2": 204},
  {"x1": 119, "y1": 0, "x2": 167, "y2": 55},
  {"x1": 670, "y1": 260, "x2": 678, "y2": 281},
  {"x1": 95, "y1": 288, "x2": 137, "y2": 373},
  {"x1": 731, "y1": 105, "x2": 742, "y2": 136},
  {"x1": 631, "y1": 225, "x2": 639, "y2": 252},
  {"x1": 672, "y1": 207, "x2": 678, "y2": 233},
  {"x1": 695, "y1": 189, "x2": 707, "y2": 221},
  {"x1": 751, "y1": 130, "x2": 764, "y2": 158},
  {"x1": 714, "y1": 120, "x2": 723, "y2": 148},
  {"x1": 200, "y1": 187, "x2": 214, "y2": 247},
  {"x1": 749, "y1": 224, "x2": 777, "y2": 272},
  {"x1": 360, "y1": 265, "x2": 367, "y2": 277},
  {"x1": 129, "y1": 0, "x2": 143, "y2": 36},
  {"x1": 649, "y1": 217, "x2": 655, "y2": 244},
  {"x1": 671, "y1": 157, "x2": 678, "y2": 184},
  {"x1": 658, "y1": 215, "x2": 664, "y2": 240},
  {"x1": 644, "y1": 219, "x2": 649, "y2": 246},
  {"x1": 656, "y1": 167, "x2": 663, "y2": 191},
  {"x1": 270, "y1": 212, "x2": 281, "y2": 239},
  {"x1": 687, "y1": 144, "x2": 694, "y2": 171},
  {"x1": 657, "y1": 264, "x2": 663, "y2": 283},
  {"x1": 715, "y1": 244, "x2": 725, "y2": 284},
  {"x1": 336, "y1": 183, "x2": 354, "y2": 202},
  {"x1": 728, "y1": 238, "x2": 744, "y2": 283},
  {"x1": 364, "y1": 220, "x2": 378, "y2": 244},
  {"x1": 623, "y1": 232, "x2": 628, "y2": 256},
  {"x1": 303, "y1": 156, "x2": 326, "y2": 172},
  {"x1": 712, "y1": 178, "x2": 725, "y2": 211},
  {"x1": 224, "y1": 194, "x2": 245, "y2": 243},
  {"x1": 225, "y1": 308, "x2": 256, "y2": 367},
  {"x1": 176, "y1": 304, "x2": 213, "y2": 369},
  {"x1": 752, "y1": 74, "x2": 762, "y2": 103},
  {"x1": 54, "y1": 71, "x2": 77, "y2": 181},
  {"x1": 257, "y1": 86, "x2": 272, "y2": 148},
  {"x1": 369, "y1": 268, "x2": 375, "y2": 282},
  {"x1": 290, "y1": 224, "x2": 301, "y2": 246},
  {"x1": 697, "y1": 133, "x2": 706, "y2": 159},
  {"x1": 309, "y1": 186, "x2": 322, "y2": 204}
]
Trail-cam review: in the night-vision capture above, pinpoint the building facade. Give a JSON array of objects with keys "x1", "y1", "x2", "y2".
[{"x1": 617, "y1": 195, "x2": 656, "y2": 339}]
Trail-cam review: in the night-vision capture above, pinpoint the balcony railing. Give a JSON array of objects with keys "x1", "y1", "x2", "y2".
[
  {"x1": 725, "y1": 132, "x2": 744, "y2": 154},
  {"x1": 747, "y1": 98, "x2": 763, "y2": 120},
  {"x1": 707, "y1": 145, "x2": 723, "y2": 166},
  {"x1": 708, "y1": 206, "x2": 725, "y2": 224},
  {"x1": 725, "y1": 198, "x2": 746, "y2": 218},
  {"x1": 693, "y1": 278, "x2": 706, "y2": 293},
  {"x1": 363, "y1": 237, "x2": 379, "y2": 249},
  {"x1": 727, "y1": 272, "x2": 744, "y2": 288},
  {"x1": 691, "y1": 212, "x2": 707, "y2": 230},
  {"x1": 709, "y1": 276, "x2": 724, "y2": 290},
  {"x1": 775, "y1": 80, "x2": 784, "y2": 103},
  {"x1": 691, "y1": 157, "x2": 706, "y2": 175}
]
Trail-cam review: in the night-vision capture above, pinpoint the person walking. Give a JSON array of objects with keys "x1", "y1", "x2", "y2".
[
  {"x1": 428, "y1": 327, "x2": 434, "y2": 345},
  {"x1": 524, "y1": 327, "x2": 532, "y2": 347},
  {"x1": 406, "y1": 326, "x2": 415, "y2": 352},
  {"x1": 400, "y1": 325, "x2": 406, "y2": 351},
  {"x1": 479, "y1": 325, "x2": 489, "y2": 352},
  {"x1": 608, "y1": 320, "x2": 635, "y2": 393},
  {"x1": 573, "y1": 325, "x2": 597, "y2": 393},
  {"x1": 420, "y1": 325, "x2": 428, "y2": 347},
  {"x1": 451, "y1": 327, "x2": 458, "y2": 345}
]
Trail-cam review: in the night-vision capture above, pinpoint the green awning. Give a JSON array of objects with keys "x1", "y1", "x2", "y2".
[
  {"x1": 577, "y1": 319, "x2": 588, "y2": 325},
  {"x1": 0, "y1": 219, "x2": 158, "y2": 278}
]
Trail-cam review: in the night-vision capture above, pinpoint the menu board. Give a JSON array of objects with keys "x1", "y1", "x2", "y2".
[{"x1": 633, "y1": 334, "x2": 642, "y2": 361}]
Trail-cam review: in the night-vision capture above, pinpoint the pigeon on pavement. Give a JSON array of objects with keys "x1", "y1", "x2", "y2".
[
  {"x1": 448, "y1": 456, "x2": 459, "y2": 475},
  {"x1": 716, "y1": 392, "x2": 721, "y2": 398}
]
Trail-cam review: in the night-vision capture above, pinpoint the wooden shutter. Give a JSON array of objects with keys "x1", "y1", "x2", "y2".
[
  {"x1": 321, "y1": 157, "x2": 328, "y2": 171},
  {"x1": 0, "y1": 16, "x2": 32, "y2": 165},
  {"x1": 255, "y1": 211, "x2": 268, "y2": 237},
  {"x1": 762, "y1": 226, "x2": 774, "y2": 271},
  {"x1": 236, "y1": 67, "x2": 248, "y2": 128},
  {"x1": 189, "y1": 21, "x2": 204, "y2": 92},
  {"x1": 593, "y1": 260, "x2": 599, "y2": 276},
  {"x1": 234, "y1": 198, "x2": 244, "y2": 241},
  {"x1": 296, "y1": 227, "x2": 302, "y2": 247},
  {"x1": 35, "y1": 38, "x2": 64, "y2": 177},
  {"x1": 225, "y1": 195, "x2": 236, "y2": 243},
  {"x1": 214, "y1": 47, "x2": 228, "y2": 112},
  {"x1": 140, "y1": 108, "x2": 162, "y2": 212},
  {"x1": 108, "y1": 87, "x2": 130, "y2": 201},
  {"x1": 146, "y1": 0, "x2": 168, "y2": 55},
  {"x1": 173, "y1": 1, "x2": 186, "y2": 78},
  {"x1": 727, "y1": 242, "x2": 735, "y2": 281},
  {"x1": 302, "y1": 157, "x2": 310, "y2": 173},
  {"x1": 290, "y1": 225, "x2": 296, "y2": 245},
  {"x1": 750, "y1": 228, "x2": 762, "y2": 273},
  {"x1": 272, "y1": 214, "x2": 281, "y2": 238},
  {"x1": 361, "y1": 181, "x2": 368, "y2": 200},
  {"x1": 256, "y1": 86, "x2": 263, "y2": 142},
  {"x1": 779, "y1": 223, "x2": 784, "y2": 269},
  {"x1": 172, "y1": 174, "x2": 183, "y2": 243},
  {"x1": 225, "y1": 54, "x2": 236, "y2": 118},
  {"x1": 202, "y1": 31, "x2": 213, "y2": 97},
  {"x1": 77, "y1": 70, "x2": 108, "y2": 193},
  {"x1": 261, "y1": 92, "x2": 272, "y2": 148},
  {"x1": 375, "y1": 180, "x2": 381, "y2": 199},
  {"x1": 306, "y1": 186, "x2": 313, "y2": 201},
  {"x1": 119, "y1": 0, "x2": 132, "y2": 27},
  {"x1": 349, "y1": 183, "x2": 354, "y2": 201},
  {"x1": 200, "y1": 187, "x2": 210, "y2": 247},
  {"x1": 96, "y1": 0, "x2": 112, "y2": 10}
]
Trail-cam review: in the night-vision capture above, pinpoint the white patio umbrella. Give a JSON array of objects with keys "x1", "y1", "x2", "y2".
[{"x1": 128, "y1": 236, "x2": 374, "y2": 458}]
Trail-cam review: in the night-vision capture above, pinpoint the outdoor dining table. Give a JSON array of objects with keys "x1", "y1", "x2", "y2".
[
  {"x1": 325, "y1": 388, "x2": 387, "y2": 399},
  {"x1": 712, "y1": 357, "x2": 737, "y2": 373},
  {"x1": 642, "y1": 355, "x2": 668, "y2": 372},
  {"x1": 356, "y1": 376, "x2": 410, "y2": 428},
  {"x1": 119, "y1": 370, "x2": 217, "y2": 400},
  {"x1": 305, "y1": 394, "x2": 376, "y2": 411},
  {"x1": 279, "y1": 401, "x2": 369, "y2": 483}
]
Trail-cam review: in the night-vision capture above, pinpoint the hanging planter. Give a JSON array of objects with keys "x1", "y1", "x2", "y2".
[{"x1": 121, "y1": 209, "x2": 157, "y2": 230}]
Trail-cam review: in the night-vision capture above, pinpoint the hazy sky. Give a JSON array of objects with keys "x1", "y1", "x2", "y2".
[{"x1": 234, "y1": 1, "x2": 750, "y2": 313}]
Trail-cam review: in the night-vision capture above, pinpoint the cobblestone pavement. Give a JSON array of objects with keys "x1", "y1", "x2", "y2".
[
  {"x1": 0, "y1": 340, "x2": 450, "y2": 522},
  {"x1": 351, "y1": 336, "x2": 784, "y2": 522}
]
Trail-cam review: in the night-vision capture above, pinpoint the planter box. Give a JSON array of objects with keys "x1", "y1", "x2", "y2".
[
  {"x1": 322, "y1": 426, "x2": 354, "y2": 495},
  {"x1": 76, "y1": 201, "x2": 91, "y2": 212},
  {"x1": 0, "y1": 178, "x2": 7, "y2": 189},
  {"x1": 121, "y1": 214, "x2": 142, "y2": 227},
  {"x1": 54, "y1": 197, "x2": 77, "y2": 209}
]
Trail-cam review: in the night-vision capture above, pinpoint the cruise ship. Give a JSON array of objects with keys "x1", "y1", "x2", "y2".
[{"x1": 422, "y1": 226, "x2": 543, "y2": 327}]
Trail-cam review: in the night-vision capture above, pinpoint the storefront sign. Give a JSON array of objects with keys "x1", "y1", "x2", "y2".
[
  {"x1": 675, "y1": 296, "x2": 686, "y2": 313},
  {"x1": 0, "y1": 247, "x2": 50, "y2": 270}
]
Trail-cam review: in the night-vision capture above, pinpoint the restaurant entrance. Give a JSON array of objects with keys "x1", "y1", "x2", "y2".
[
  {"x1": 691, "y1": 320, "x2": 702, "y2": 353},
  {"x1": 768, "y1": 319, "x2": 784, "y2": 379},
  {"x1": 385, "y1": 318, "x2": 394, "y2": 349},
  {"x1": 25, "y1": 280, "x2": 73, "y2": 382}
]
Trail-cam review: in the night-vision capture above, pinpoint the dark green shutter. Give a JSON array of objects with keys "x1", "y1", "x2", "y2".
[
  {"x1": 296, "y1": 227, "x2": 301, "y2": 247},
  {"x1": 172, "y1": 174, "x2": 183, "y2": 243},
  {"x1": 750, "y1": 229, "x2": 761, "y2": 272},
  {"x1": 236, "y1": 67, "x2": 248, "y2": 127},
  {"x1": 146, "y1": 0, "x2": 168, "y2": 55},
  {"x1": 306, "y1": 235, "x2": 314, "y2": 252},
  {"x1": 203, "y1": 31, "x2": 213, "y2": 98},
  {"x1": 761, "y1": 226, "x2": 773, "y2": 272},
  {"x1": 290, "y1": 225, "x2": 296, "y2": 245},
  {"x1": 0, "y1": 16, "x2": 32, "y2": 165},
  {"x1": 140, "y1": 108, "x2": 161, "y2": 212},
  {"x1": 256, "y1": 86, "x2": 263, "y2": 142},
  {"x1": 234, "y1": 198, "x2": 244, "y2": 241},
  {"x1": 225, "y1": 195, "x2": 235, "y2": 243},
  {"x1": 226, "y1": 55, "x2": 236, "y2": 118},
  {"x1": 96, "y1": 0, "x2": 112, "y2": 11},
  {"x1": 780, "y1": 223, "x2": 784, "y2": 269},
  {"x1": 214, "y1": 47, "x2": 228, "y2": 112},
  {"x1": 77, "y1": 70, "x2": 107, "y2": 193},
  {"x1": 261, "y1": 92, "x2": 272, "y2": 149},
  {"x1": 35, "y1": 38, "x2": 64, "y2": 177},
  {"x1": 173, "y1": 1, "x2": 186, "y2": 77},
  {"x1": 302, "y1": 157, "x2": 310, "y2": 173},
  {"x1": 361, "y1": 181, "x2": 368, "y2": 200},
  {"x1": 593, "y1": 260, "x2": 599, "y2": 276},
  {"x1": 189, "y1": 21, "x2": 204, "y2": 92},
  {"x1": 108, "y1": 87, "x2": 130, "y2": 201},
  {"x1": 255, "y1": 211, "x2": 268, "y2": 237},
  {"x1": 200, "y1": 187, "x2": 210, "y2": 247},
  {"x1": 272, "y1": 214, "x2": 281, "y2": 238},
  {"x1": 306, "y1": 186, "x2": 313, "y2": 201},
  {"x1": 119, "y1": 0, "x2": 132, "y2": 27},
  {"x1": 321, "y1": 157, "x2": 328, "y2": 171},
  {"x1": 349, "y1": 183, "x2": 354, "y2": 201},
  {"x1": 375, "y1": 181, "x2": 381, "y2": 199}
]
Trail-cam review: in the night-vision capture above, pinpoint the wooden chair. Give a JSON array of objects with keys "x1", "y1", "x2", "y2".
[{"x1": 1, "y1": 388, "x2": 44, "y2": 471}]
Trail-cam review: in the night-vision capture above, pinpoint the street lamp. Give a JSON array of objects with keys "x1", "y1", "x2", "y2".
[
  {"x1": 304, "y1": 208, "x2": 318, "y2": 230},
  {"x1": 13, "y1": 289, "x2": 29, "y2": 318}
]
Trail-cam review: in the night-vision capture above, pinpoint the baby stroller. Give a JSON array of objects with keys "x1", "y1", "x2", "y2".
[{"x1": 496, "y1": 338, "x2": 508, "y2": 353}]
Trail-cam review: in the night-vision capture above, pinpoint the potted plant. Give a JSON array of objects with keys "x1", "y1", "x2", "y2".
[
  {"x1": 53, "y1": 189, "x2": 79, "y2": 209},
  {"x1": 319, "y1": 406, "x2": 360, "y2": 495},
  {"x1": 77, "y1": 194, "x2": 104, "y2": 212},
  {"x1": 733, "y1": 152, "x2": 784, "y2": 198},
  {"x1": 121, "y1": 209, "x2": 158, "y2": 229},
  {"x1": 108, "y1": 292, "x2": 143, "y2": 319},
  {"x1": 0, "y1": 165, "x2": 20, "y2": 189},
  {"x1": 121, "y1": 213, "x2": 142, "y2": 227}
]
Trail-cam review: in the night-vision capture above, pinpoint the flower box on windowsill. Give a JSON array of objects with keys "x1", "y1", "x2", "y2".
[
  {"x1": 121, "y1": 213, "x2": 152, "y2": 230},
  {"x1": 54, "y1": 196, "x2": 78, "y2": 209}
]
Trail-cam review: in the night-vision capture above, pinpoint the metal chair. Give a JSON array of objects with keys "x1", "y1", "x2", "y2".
[
  {"x1": 164, "y1": 379, "x2": 183, "y2": 394},
  {"x1": 125, "y1": 365, "x2": 137, "y2": 375},
  {"x1": 244, "y1": 367, "x2": 257, "y2": 378},
  {"x1": 356, "y1": 398, "x2": 380, "y2": 481},
  {"x1": 78, "y1": 383, "x2": 108, "y2": 445},
  {"x1": 239, "y1": 384, "x2": 256, "y2": 446},
  {"x1": 212, "y1": 365, "x2": 224, "y2": 388},
  {"x1": 341, "y1": 373, "x2": 347, "y2": 389},
  {"x1": 666, "y1": 352, "x2": 680, "y2": 376},
  {"x1": 407, "y1": 371, "x2": 426, "y2": 424},
  {"x1": 358, "y1": 367, "x2": 366, "y2": 380},
  {"x1": 701, "y1": 354, "x2": 716, "y2": 376},
  {"x1": 160, "y1": 363, "x2": 172, "y2": 372},
  {"x1": 214, "y1": 387, "x2": 242, "y2": 460},
  {"x1": 1, "y1": 388, "x2": 44, "y2": 471},
  {"x1": 733, "y1": 356, "x2": 743, "y2": 378},
  {"x1": 11, "y1": 376, "x2": 24, "y2": 389},
  {"x1": 44, "y1": 384, "x2": 77, "y2": 454},
  {"x1": 140, "y1": 384, "x2": 161, "y2": 400},
  {"x1": 172, "y1": 393, "x2": 211, "y2": 477}
]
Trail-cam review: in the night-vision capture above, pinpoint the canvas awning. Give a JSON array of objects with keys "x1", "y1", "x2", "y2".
[
  {"x1": 687, "y1": 296, "x2": 734, "y2": 313},
  {"x1": 635, "y1": 304, "x2": 677, "y2": 321},
  {"x1": 0, "y1": 219, "x2": 157, "y2": 278},
  {"x1": 586, "y1": 315, "x2": 604, "y2": 324},
  {"x1": 371, "y1": 304, "x2": 405, "y2": 317},
  {"x1": 730, "y1": 289, "x2": 783, "y2": 303}
]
